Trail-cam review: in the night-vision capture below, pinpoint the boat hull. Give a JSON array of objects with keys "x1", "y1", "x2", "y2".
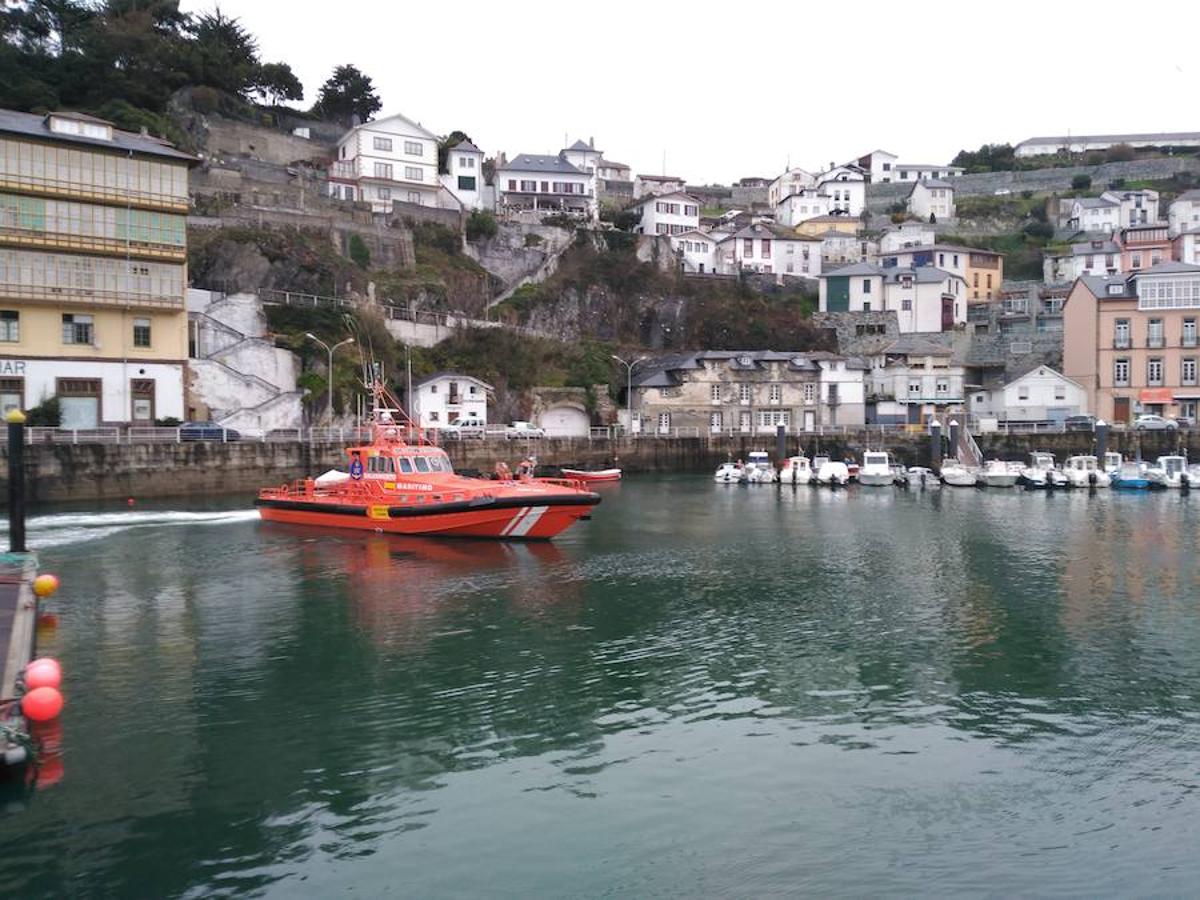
[
  {"x1": 857, "y1": 472, "x2": 894, "y2": 486},
  {"x1": 256, "y1": 493, "x2": 599, "y2": 540},
  {"x1": 560, "y1": 468, "x2": 622, "y2": 483},
  {"x1": 981, "y1": 473, "x2": 1019, "y2": 487}
]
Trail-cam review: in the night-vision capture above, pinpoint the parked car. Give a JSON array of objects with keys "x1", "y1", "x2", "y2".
[
  {"x1": 180, "y1": 421, "x2": 241, "y2": 441},
  {"x1": 1133, "y1": 414, "x2": 1179, "y2": 431},
  {"x1": 1064, "y1": 414, "x2": 1096, "y2": 432},
  {"x1": 440, "y1": 418, "x2": 487, "y2": 439},
  {"x1": 505, "y1": 421, "x2": 546, "y2": 439},
  {"x1": 1175, "y1": 414, "x2": 1196, "y2": 428}
]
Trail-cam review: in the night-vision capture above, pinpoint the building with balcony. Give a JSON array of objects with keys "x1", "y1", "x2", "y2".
[
  {"x1": 865, "y1": 336, "x2": 966, "y2": 425},
  {"x1": 630, "y1": 350, "x2": 866, "y2": 434},
  {"x1": 632, "y1": 191, "x2": 700, "y2": 236},
  {"x1": 496, "y1": 153, "x2": 596, "y2": 220},
  {"x1": 0, "y1": 108, "x2": 194, "y2": 426},
  {"x1": 410, "y1": 372, "x2": 491, "y2": 429},
  {"x1": 1119, "y1": 222, "x2": 1171, "y2": 272},
  {"x1": 328, "y1": 112, "x2": 442, "y2": 212},
  {"x1": 1063, "y1": 262, "x2": 1200, "y2": 423}
]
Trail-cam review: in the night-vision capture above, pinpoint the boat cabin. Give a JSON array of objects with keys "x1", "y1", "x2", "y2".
[
  {"x1": 1157, "y1": 455, "x2": 1186, "y2": 477},
  {"x1": 347, "y1": 444, "x2": 456, "y2": 479},
  {"x1": 862, "y1": 451, "x2": 890, "y2": 468},
  {"x1": 1028, "y1": 452, "x2": 1056, "y2": 470},
  {"x1": 1104, "y1": 452, "x2": 1123, "y2": 472}
]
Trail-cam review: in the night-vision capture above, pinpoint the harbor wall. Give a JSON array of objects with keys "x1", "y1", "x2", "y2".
[{"x1": 0, "y1": 430, "x2": 1194, "y2": 503}]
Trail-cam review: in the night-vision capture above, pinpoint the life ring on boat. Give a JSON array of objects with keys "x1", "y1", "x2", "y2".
[{"x1": 494, "y1": 461, "x2": 512, "y2": 480}]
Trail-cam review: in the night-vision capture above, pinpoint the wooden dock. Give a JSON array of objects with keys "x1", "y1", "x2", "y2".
[{"x1": 0, "y1": 553, "x2": 38, "y2": 768}]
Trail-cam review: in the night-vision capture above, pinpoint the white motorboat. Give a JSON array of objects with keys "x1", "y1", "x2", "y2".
[
  {"x1": 744, "y1": 450, "x2": 777, "y2": 484},
  {"x1": 905, "y1": 466, "x2": 940, "y2": 489},
  {"x1": 714, "y1": 461, "x2": 744, "y2": 483},
  {"x1": 815, "y1": 460, "x2": 850, "y2": 485},
  {"x1": 1021, "y1": 451, "x2": 1067, "y2": 488},
  {"x1": 979, "y1": 459, "x2": 1020, "y2": 488},
  {"x1": 1145, "y1": 455, "x2": 1189, "y2": 489},
  {"x1": 1103, "y1": 451, "x2": 1124, "y2": 477},
  {"x1": 1063, "y1": 455, "x2": 1111, "y2": 488},
  {"x1": 857, "y1": 451, "x2": 895, "y2": 486},
  {"x1": 940, "y1": 462, "x2": 978, "y2": 486},
  {"x1": 779, "y1": 456, "x2": 813, "y2": 485}
]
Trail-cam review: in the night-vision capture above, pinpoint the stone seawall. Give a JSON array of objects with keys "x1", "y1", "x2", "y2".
[{"x1": 0, "y1": 431, "x2": 1194, "y2": 504}]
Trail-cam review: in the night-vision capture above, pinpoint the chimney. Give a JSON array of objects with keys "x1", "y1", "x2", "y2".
[{"x1": 589, "y1": 136, "x2": 594, "y2": 148}]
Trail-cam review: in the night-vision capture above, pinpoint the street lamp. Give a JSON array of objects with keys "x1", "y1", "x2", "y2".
[
  {"x1": 611, "y1": 354, "x2": 648, "y2": 435},
  {"x1": 306, "y1": 333, "x2": 355, "y2": 424}
]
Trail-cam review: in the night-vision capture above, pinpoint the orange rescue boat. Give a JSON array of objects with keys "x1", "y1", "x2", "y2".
[{"x1": 256, "y1": 388, "x2": 600, "y2": 540}]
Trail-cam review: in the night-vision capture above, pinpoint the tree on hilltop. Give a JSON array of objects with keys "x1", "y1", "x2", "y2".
[
  {"x1": 312, "y1": 64, "x2": 381, "y2": 126},
  {"x1": 255, "y1": 61, "x2": 303, "y2": 106}
]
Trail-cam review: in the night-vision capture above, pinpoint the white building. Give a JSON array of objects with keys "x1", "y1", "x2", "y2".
[
  {"x1": 633, "y1": 174, "x2": 686, "y2": 199},
  {"x1": 775, "y1": 190, "x2": 831, "y2": 228},
  {"x1": 814, "y1": 165, "x2": 866, "y2": 216},
  {"x1": 968, "y1": 365, "x2": 1087, "y2": 425},
  {"x1": 907, "y1": 179, "x2": 955, "y2": 221},
  {"x1": 1043, "y1": 239, "x2": 1122, "y2": 283},
  {"x1": 561, "y1": 138, "x2": 602, "y2": 176},
  {"x1": 866, "y1": 337, "x2": 966, "y2": 426},
  {"x1": 1175, "y1": 231, "x2": 1200, "y2": 266},
  {"x1": 879, "y1": 221, "x2": 936, "y2": 253},
  {"x1": 597, "y1": 159, "x2": 631, "y2": 181},
  {"x1": 768, "y1": 166, "x2": 817, "y2": 207},
  {"x1": 1168, "y1": 189, "x2": 1200, "y2": 237},
  {"x1": 717, "y1": 223, "x2": 822, "y2": 276},
  {"x1": 819, "y1": 263, "x2": 967, "y2": 333},
  {"x1": 1014, "y1": 132, "x2": 1200, "y2": 158},
  {"x1": 439, "y1": 139, "x2": 487, "y2": 211},
  {"x1": 633, "y1": 191, "x2": 700, "y2": 236},
  {"x1": 1068, "y1": 196, "x2": 1121, "y2": 233},
  {"x1": 496, "y1": 153, "x2": 596, "y2": 220},
  {"x1": 411, "y1": 372, "x2": 491, "y2": 429},
  {"x1": 328, "y1": 112, "x2": 441, "y2": 212},
  {"x1": 854, "y1": 149, "x2": 899, "y2": 183},
  {"x1": 892, "y1": 163, "x2": 964, "y2": 182},
  {"x1": 672, "y1": 230, "x2": 720, "y2": 274}
]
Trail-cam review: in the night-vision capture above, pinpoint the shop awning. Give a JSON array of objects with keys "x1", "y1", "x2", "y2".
[
  {"x1": 1139, "y1": 388, "x2": 1175, "y2": 404},
  {"x1": 1173, "y1": 392, "x2": 1200, "y2": 400}
]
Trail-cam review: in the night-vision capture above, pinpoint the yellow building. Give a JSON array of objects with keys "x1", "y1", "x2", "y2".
[
  {"x1": 795, "y1": 214, "x2": 859, "y2": 238},
  {"x1": 0, "y1": 108, "x2": 194, "y2": 426}
]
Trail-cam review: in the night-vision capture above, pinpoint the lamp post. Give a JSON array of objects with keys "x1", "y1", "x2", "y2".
[
  {"x1": 306, "y1": 333, "x2": 355, "y2": 424},
  {"x1": 611, "y1": 354, "x2": 647, "y2": 435}
]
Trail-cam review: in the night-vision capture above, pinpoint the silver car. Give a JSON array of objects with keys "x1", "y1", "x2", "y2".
[{"x1": 1133, "y1": 414, "x2": 1179, "y2": 431}]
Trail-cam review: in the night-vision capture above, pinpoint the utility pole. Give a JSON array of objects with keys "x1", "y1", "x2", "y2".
[
  {"x1": 611, "y1": 354, "x2": 648, "y2": 434},
  {"x1": 305, "y1": 333, "x2": 355, "y2": 425}
]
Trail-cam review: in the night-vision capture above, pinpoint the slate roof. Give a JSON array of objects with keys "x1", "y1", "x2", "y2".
[
  {"x1": 821, "y1": 262, "x2": 883, "y2": 277},
  {"x1": 638, "y1": 174, "x2": 685, "y2": 182},
  {"x1": 632, "y1": 350, "x2": 845, "y2": 387},
  {"x1": 565, "y1": 139, "x2": 599, "y2": 152},
  {"x1": 912, "y1": 178, "x2": 954, "y2": 190},
  {"x1": 1078, "y1": 261, "x2": 1200, "y2": 300},
  {"x1": 718, "y1": 223, "x2": 821, "y2": 243},
  {"x1": 1019, "y1": 132, "x2": 1200, "y2": 147},
  {"x1": 1074, "y1": 197, "x2": 1118, "y2": 209},
  {"x1": 449, "y1": 139, "x2": 483, "y2": 154},
  {"x1": 880, "y1": 243, "x2": 1001, "y2": 258},
  {"x1": 0, "y1": 108, "x2": 196, "y2": 162},
  {"x1": 499, "y1": 153, "x2": 584, "y2": 174},
  {"x1": 1174, "y1": 189, "x2": 1200, "y2": 202},
  {"x1": 884, "y1": 266, "x2": 959, "y2": 284},
  {"x1": 883, "y1": 336, "x2": 954, "y2": 357}
]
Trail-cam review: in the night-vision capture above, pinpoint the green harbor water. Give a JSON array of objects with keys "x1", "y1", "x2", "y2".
[{"x1": 2, "y1": 477, "x2": 1200, "y2": 896}]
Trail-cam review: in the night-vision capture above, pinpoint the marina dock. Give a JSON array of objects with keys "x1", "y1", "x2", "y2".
[{"x1": 0, "y1": 554, "x2": 38, "y2": 768}]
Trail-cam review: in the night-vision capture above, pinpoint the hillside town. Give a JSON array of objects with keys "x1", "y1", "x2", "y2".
[{"x1": 3, "y1": 90, "x2": 1200, "y2": 438}]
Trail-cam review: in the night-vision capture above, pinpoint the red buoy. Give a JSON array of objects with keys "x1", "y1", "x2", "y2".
[
  {"x1": 21, "y1": 686, "x2": 63, "y2": 722},
  {"x1": 127, "y1": 498, "x2": 135, "y2": 507},
  {"x1": 24, "y1": 658, "x2": 61, "y2": 690}
]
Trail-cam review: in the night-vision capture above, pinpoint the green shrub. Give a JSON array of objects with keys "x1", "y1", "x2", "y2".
[
  {"x1": 26, "y1": 396, "x2": 61, "y2": 427},
  {"x1": 1071, "y1": 174, "x2": 1092, "y2": 190},
  {"x1": 523, "y1": 232, "x2": 544, "y2": 247},
  {"x1": 465, "y1": 210, "x2": 498, "y2": 242},
  {"x1": 1023, "y1": 220, "x2": 1054, "y2": 240},
  {"x1": 155, "y1": 417, "x2": 182, "y2": 427},
  {"x1": 348, "y1": 233, "x2": 371, "y2": 268}
]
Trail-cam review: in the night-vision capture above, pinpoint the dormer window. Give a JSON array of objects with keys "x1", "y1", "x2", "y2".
[
  {"x1": 1108, "y1": 284, "x2": 1124, "y2": 296},
  {"x1": 738, "y1": 355, "x2": 752, "y2": 366},
  {"x1": 47, "y1": 114, "x2": 112, "y2": 142}
]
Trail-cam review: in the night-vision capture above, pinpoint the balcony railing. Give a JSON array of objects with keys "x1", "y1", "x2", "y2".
[
  {"x1": 0, "y1": 226, "x2": 186, "y2": 261},
  {"x1": 0, "y1": 282, "x2": 184, "y2": 310},
  {"x1": 0, "y1": 173, "x2": 187, "y2": 213},
  {"x1": 1184, "y1": 335, "x2": 1198, "y2": 348},
  {"x1": 1147, "y1": 336, "x2": 1165, "y2": 348},
  {"x1": 1113, "y1": 336, "x2": 1131, "y2": 349}
]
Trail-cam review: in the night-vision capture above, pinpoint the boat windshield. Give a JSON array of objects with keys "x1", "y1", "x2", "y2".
[
  {"x1": 864, "y1": 453, "x2": 887, "y2": 466},
  {"x1": 1163, "y1": 457, "x2": 1184, "y2": 474}
]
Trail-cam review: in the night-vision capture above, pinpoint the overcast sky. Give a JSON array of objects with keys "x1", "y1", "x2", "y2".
[{"x1": 182, "y1": 0, "x2": 1199, "y2": 183}]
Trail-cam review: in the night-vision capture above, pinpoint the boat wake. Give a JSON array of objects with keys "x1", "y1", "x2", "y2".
[{"x1": 0, "y1": 509, "x2": 259, "y2": 549}]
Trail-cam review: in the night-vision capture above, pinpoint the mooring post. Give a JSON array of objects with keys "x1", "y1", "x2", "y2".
[
  {"x1": 1095, "y1": 418, "x2": 1108, "y2": 462},
  {"x1": 948, "y1": 419, "x2": 960, "y2": 464},
  {"x1": 929, "y1": 418, "x2": 942, "y2": 472},
  {"x1": 7, "y1": 408, "x2": 26, "y2": 553},
  {"x1": 775, "y1": 423, "x2": 786, "y2": 468}
]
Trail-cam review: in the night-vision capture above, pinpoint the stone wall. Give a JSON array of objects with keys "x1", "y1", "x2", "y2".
[
  {"x1": 3, "y1": 431, "x2": 1193, "y2": 503},
  {"x1": 865, "y1": 156, "x2": 1200, "y2": 212}
]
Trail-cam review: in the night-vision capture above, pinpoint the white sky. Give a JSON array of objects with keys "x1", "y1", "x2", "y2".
[{"x1": 182, "y1": 0, "x2": 1199, "y2": 183}]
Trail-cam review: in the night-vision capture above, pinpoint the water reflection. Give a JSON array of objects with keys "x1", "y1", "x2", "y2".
[{"x1": 1, "y1": 483, "x2": 1199, "y2": 896}]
